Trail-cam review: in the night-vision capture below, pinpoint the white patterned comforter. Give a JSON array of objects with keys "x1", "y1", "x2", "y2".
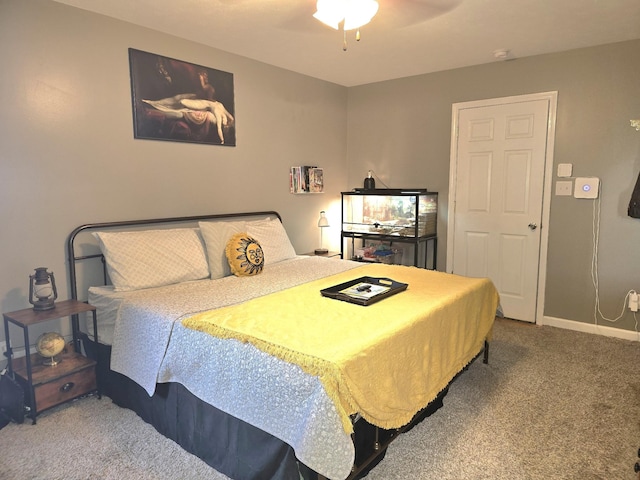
[{"x1": 89, "y1": 256, "x2": 362, "y2": 480}]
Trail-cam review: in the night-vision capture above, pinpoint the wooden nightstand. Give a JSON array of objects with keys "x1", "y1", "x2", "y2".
[{"x1": 3, "y1": 300, "x2": 99, "y2": 424}]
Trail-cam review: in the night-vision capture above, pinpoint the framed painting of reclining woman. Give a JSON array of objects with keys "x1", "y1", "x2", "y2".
[{"x1": 128, "y1": 48, "x2": 236, "y2": 146}]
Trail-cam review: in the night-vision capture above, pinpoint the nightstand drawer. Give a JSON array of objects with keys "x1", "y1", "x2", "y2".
[{"x1": 33, "y1": 365, "x2": 96, "y2": 412}]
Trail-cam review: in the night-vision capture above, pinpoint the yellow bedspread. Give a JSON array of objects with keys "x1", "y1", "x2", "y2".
[{"x1": 182, "y1": 264, "x2": 499, "y2": 433}]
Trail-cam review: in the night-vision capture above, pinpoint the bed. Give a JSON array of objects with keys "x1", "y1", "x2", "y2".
[{"x1": 67, "y1": 211, "x2": 499, "y2": 480}]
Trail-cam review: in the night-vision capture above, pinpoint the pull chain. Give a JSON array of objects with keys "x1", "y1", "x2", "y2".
[{"x1": 342, "y1": 29, "x2": 363, "y2": 51}]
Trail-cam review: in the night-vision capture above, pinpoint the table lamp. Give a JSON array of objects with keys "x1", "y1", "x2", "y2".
[{"x1": 315, "y1": 211, "x2": 330, "y2": 254}]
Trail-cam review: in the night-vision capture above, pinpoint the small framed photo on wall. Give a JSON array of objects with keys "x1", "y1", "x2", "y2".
[{"x1": 128, "y1": 48, "x2": 236, "y2": 146}]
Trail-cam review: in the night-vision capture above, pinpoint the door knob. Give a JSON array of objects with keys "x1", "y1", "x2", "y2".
[{"x1": 528, "y1": 223, "x2": 538, "y2": 230}]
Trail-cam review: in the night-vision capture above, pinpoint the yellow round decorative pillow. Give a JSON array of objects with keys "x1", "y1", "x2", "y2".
[{"x1": 225, "y1": 233, "x2": 264, "y2": 276}]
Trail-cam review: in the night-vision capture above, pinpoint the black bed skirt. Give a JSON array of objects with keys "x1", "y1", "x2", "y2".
[{"x1": 82, "y1": 334, "x2": 448, "y2": 480}]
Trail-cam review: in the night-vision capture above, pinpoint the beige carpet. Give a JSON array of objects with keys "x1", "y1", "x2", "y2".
[{"x1": 0, "y1": 318, "x2": 638, "y2": 480}]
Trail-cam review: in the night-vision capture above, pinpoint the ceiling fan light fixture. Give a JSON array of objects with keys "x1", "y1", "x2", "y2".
[
  {"x1": 313, "y1": 0, "x2": 342, "y2": 29},
  {"x1": 314, "y1": 0, "x2": 379, "y2": 31},
  {"x1": 343, "y1": 0, "x2": 379, "y2": 30}
]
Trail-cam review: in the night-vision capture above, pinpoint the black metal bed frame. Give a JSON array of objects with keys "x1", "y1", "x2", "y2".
[{"x1": 66, "y1": 211, "x2": 281, "y2": 300}]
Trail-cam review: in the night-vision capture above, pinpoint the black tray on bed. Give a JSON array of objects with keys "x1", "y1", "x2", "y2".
[{"x1": 320, "y1": 276, "x2": 408, "y2": 306}]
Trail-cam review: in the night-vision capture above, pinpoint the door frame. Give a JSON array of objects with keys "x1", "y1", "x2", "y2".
[{"x1": 446, "y1": 91, "x2": 558, "y2": 325}]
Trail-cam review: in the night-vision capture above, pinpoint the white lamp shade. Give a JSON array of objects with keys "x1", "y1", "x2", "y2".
[
  {"x1": 314, "y1": 0, "x2": 379, "y2": 31},
  {"x1": 318, "y1": 210, "x2": 330, "y2": 227}
]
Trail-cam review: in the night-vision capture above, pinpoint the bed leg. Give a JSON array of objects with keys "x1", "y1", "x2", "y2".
[{"x1": 483, "y1": 340, "x2": 489, "y2": 364}]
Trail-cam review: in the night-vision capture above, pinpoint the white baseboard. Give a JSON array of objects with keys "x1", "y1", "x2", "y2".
[{"x1": 541, "y1": 315, "x2": 640, "y2": 342}]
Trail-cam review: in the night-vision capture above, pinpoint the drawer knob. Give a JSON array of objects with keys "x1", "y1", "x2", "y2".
[{"x1": 60, "y1": 382, "x2": 75, "y2": 393}]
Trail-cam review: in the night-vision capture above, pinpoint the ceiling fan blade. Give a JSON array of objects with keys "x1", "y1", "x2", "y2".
[{"x1": 376, "y1": 0, "x2": 463, "y2": 28}]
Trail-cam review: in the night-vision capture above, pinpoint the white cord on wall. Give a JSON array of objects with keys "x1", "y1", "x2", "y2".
[{"x1": 590, "y1": 196, "x2": 638, "y2": 335}]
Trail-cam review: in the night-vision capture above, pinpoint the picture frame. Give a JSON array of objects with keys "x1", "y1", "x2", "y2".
[{"x1": 128, "y1": 48, "x2": 236, "y2": 146}]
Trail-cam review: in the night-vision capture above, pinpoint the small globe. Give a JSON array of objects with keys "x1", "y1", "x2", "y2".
[{"x1": 36, "y1": 332, "x2": 65, "y2": 365}]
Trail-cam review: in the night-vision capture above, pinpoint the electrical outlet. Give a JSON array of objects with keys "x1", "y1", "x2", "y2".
[{"x1": 629, "y1": 291, "x2": 639, "y2": 312}]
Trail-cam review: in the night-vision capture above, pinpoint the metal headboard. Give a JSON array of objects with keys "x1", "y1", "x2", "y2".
[{"x1": 67, "y1": 211, "x2": 282, "y2": 301}]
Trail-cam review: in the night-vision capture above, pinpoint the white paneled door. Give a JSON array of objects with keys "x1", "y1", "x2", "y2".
[{"x1": 448, "y1": 93, "x2": 557, "y2": 323}]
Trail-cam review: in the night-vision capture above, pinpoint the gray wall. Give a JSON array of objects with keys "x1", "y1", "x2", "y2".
[
  {"x1": 1, "y1": 0, "x2": 639, "y2": 359},
  {"x1": 347, "y1": 40, "x2": 640, "y2": 332},
  {"x1": 0, "y1": 0, "x2": 348, "y2": 347}
]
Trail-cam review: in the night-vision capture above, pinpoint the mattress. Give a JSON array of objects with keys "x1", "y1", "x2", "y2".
[
  {"x1": 87, "y1": 279, "x2": 208, "y2": 346},
  {"x1": 87, "y1": 256, "x2": 358, "y2": 345}
]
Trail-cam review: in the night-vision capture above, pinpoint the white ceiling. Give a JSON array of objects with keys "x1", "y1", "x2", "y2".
[{"x1": 53, "y1": 0, "x2": 640, "y2": 87}]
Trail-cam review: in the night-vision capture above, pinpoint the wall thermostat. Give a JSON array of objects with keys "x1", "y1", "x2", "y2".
[{"x1": 574, "y1": 177, "x2": 600, "y2": 199}]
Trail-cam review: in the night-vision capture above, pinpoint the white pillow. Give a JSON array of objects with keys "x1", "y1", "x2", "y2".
[
  {"x1": 246, "y1": 218, "x2": 297, "y2": 265},
  {"x1": 199, "y1": 220, "x2": 247, "y2": 279},
  {"x1": 93, "y1": 228, "x2": 209, "y2": 291}
]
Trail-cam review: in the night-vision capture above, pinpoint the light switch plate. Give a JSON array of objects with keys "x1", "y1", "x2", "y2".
[
  {"x1": 555, "y1": 180, "x2": 573, "y2": 196},
  {"x1": 574, "y1": 177, "x2": 600, "y2": 199},
  {"x1": 557, "y1": 163, "x2": 573, "y2": 177}
]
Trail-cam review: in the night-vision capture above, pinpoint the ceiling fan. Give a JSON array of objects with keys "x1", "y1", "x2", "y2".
[
  {"x1": 280, "y1": 0, "x2": 461, "y2": 30},
  {"x1": 313, "y1": 0, "x2": 462, "y2": 50}
]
